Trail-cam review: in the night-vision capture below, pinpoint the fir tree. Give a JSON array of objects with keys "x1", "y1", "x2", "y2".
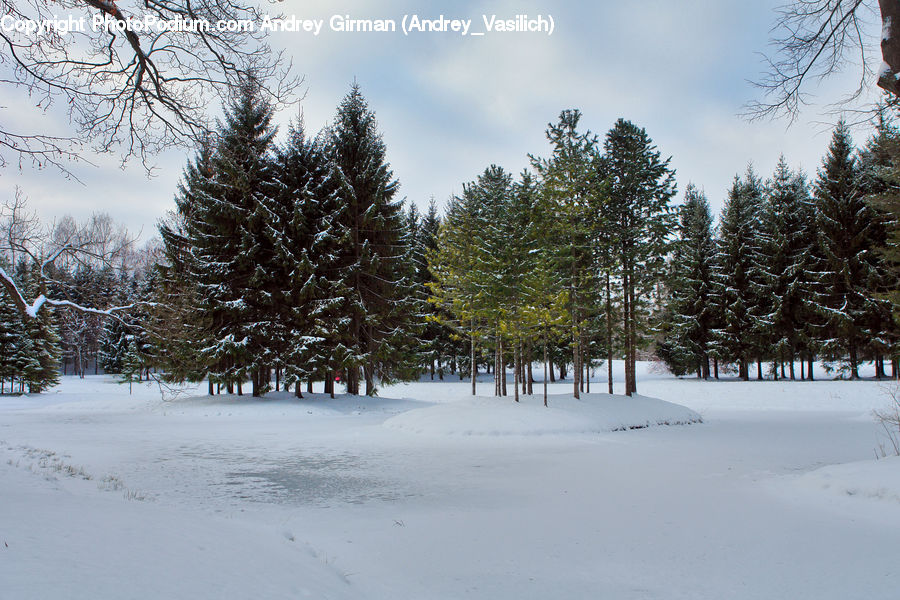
[
  {"x1": 815, "y1": 120, "x2": 889, "y2": 378},
  {"x1": 190, "y1": 78, "x2": 278, "y2": 396},
  {"x1": 760, "y1": 156, "x2": 817, "y2": 379},
  {"x1": 272, "y1": 118, "x2": 340, "y2": 396},
  {"x1": 661, "y1": 184, "x2": 716, "y2": 378},
  {"x1": 531, "y1": 110, "x2": 602, "y2": 399},
  {"x1": 857, "y1": 113, "x2": 900, "y2": 378},
  {"x1": 715, "y1": 170, "x2": 764, "y2": 380},
  {"x1": 328, "y1": 83, "x2": 419, "y2": 395}
]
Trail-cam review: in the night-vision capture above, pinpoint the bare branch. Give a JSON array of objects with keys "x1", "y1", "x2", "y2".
[
  {"x1": 746, "y1": 0, "x2": 882, "y2": 121},
  {"x1": 0, "y1": 0, "x2": 302, "y2": 173}
]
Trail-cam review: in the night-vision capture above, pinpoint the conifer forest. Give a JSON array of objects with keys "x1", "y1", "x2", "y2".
[{"x1": 2, "y1": 83, "x2": 899, "y2": 397}]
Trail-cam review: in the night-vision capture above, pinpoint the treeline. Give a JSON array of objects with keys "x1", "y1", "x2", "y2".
[
  {"x1": 430, "y1": 114, "x2": 900, "y2": 397},
  {"x1": 3, "y1": 98, "x2": 899, "y2": 396},
  {"x1": 659, "y1": 120, "x2": 898, "y2": 380}
]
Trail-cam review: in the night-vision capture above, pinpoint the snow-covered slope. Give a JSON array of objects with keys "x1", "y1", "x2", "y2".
[{"x1": 384, "y1": 392, "x2": 701, "y2": 436}]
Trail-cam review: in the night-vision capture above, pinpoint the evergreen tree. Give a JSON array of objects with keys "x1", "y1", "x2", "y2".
[
  {"x1": 857, "y1": 113, "x2": 900, "y2": 377},
  {"x1": 272, "y1": 118, "x2": 341, "y2": 396},
  {"x1": 660, "y1": 184, "x2": 716, "y2": 378},
  {"x1": 531, "y1": 110, "x2": 602, "y2": 399},
  {"x1": 715, "y1": 170, "x2": 764, "y2": 380},
  {"x1": 187, "y1": 78, "x2": 278, "y2": 396},
  {"x1": 760, "y1": 156, "x2": 817, "y2": 379},
  {"x1": 603, "y1": 118, "x2": 677, "y2": 395},
  {"x1": 328, "y1": 83, "x2": 419, "y2": 395},
  {"x1": 815, "y1": 120, "x2": 890, "y2": 378},
  {"x1": 157, "y1": 137, "x2": 219, "y2": 392}
]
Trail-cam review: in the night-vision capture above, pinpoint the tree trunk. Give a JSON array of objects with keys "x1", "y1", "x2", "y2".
[
  {"x1": 757, "y1": 359, "x2": 763, "y2": 380},
  {"x1": 307, "y1": 379, "x2": 313, "y2": 394},
  {"x1": 237, "y1": 379, "x2": 243, "y2": 396},
  {"x1": 585, "y1": 346, "x2": 590, "y2": 394},
  {"x1": 627, "y1": 269, "x2": 637, "y2": 396},
  {"x1": 295, "y1": 380, "x2": 303, "y2": 398},
  {"x1": 501, "y1": 337, "x2": 507, "y2": 397},
  {"x1": 513, "y1": 341, "x2": 519, "y2": 403},
  {"x1": 365, "y1": 363, "x2": 375, "y2": 396},
  {"x1": 208, "y1": 379, "x2": 214, "y2": 396},
  {"x1": 549, "y1": 357, "x2": 556, "y2": 382},
  {"x1": 606, "y1": 270, "x2": 613, "y2": 394},
  {"x1": 527, "y1": 343, "x2": 533, "y2": 395},
  {"x1": 623, "y1": 267, "x2": 630, "y2": 395},
  {"x1": 543, "y1": 328, "x2": 549, "y2": 407},
  {"x1": 714, "y1": 357, "x2": 719, "y2": 380},
  {"x1": 471, "y1": 319, "x2": 477, "y2": 396},
  {"x1": 573, "y1": 323, "x2": 580, "y2": 399},
  {"x1": 808, "y1": 356, "x2": 814, "y2": 381},
  {"x1": 878, "y1": 0, "x2": 900, "y2": 96}
]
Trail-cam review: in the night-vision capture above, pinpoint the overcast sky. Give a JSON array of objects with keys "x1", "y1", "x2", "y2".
[{"x1": 0, "y1": 0, "x2": 886, "y2": 240}]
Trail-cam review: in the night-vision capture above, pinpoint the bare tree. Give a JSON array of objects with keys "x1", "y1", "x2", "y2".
[
  {"x1": 0, "y1": 189, "x2": 139, "y2": 318},
  {"x1": 748, "y1": 0, "x2": 900, "y2": 120},
  {"x1": 0, "y1": 0, "x2": 300, "y2": 174}
]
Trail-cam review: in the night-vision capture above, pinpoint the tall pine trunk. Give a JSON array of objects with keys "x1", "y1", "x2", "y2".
[
  {"x1": 471, "y1": 319, "x2": 476, "y2": 396},
  {"x1": 543, "y1": 328, "x2": 549, "y2": 407},
  {"x1": 606, "y1": 271, "x2": 614, "y2": 395},
  {"x1": 513, "y1": 341, "x2": 520, "y2": 403}
]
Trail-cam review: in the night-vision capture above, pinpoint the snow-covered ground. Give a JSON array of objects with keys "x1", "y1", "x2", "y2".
[{"x1": 2, "y1": 361, "x2": 899, "y2": 599}]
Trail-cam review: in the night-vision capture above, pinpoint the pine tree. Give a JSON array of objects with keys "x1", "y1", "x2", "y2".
[
  {"x1": 190, "y1": 78, "x2": 278, "y2": 396},
  {"x1": 157, "y1": 137, "x2": 219, "y2": 391},
  {"x1": 272, "y1": 118, "x2": 342, "y2": 396},
  {"x1": 815, "y1": 120, "x2": 889, "y2": 378},
  {"x1": 857, "y1": 113, "x2": 900, "y2": 378},
  {"x1": 715, "y1": 170, "x2": 764, "y2": 380},
  {"x1": 531, "y1": 110, "x2": 602, "y2": 399},
  {"x1": 328, "y1": 83, "x2": 419, "y2": 395},
  {"x1": 603, "y1": 118, "x2": 677, "y2": 395},
  {"x1": 760, "y1": 156, "x2": 817, "y2": 379},
  {"x1": 660, "y1": 184, "x2": 716, "y2": 378}
]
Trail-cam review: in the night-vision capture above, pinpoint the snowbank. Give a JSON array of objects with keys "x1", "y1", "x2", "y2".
[
  {"x1": 383, "y1": 392, "x2": 701, "y2": 436},
  {"x1": 796, "y1": 455, "x2": 900, "y2": 504}
]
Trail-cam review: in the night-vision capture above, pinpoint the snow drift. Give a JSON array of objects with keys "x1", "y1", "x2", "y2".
[
  {"x1": 796, "y1": 455, "x2": 900, "y2": 504},
  {"x1": 383, "y1": 392, "x2": 702, "y2": 436}
]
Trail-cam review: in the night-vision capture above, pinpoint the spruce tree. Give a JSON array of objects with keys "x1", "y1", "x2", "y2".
[
  {"x1": 857, "y1": 114, "x2": 900, "y2": 377},
  {"x1": 328, "y1": 83, "x2": 418, "y2": 395},
  {"x1": 272, "y1": 118, "x2": 341, "y2": 396},
  {"x1": 661, "y1": 184, "x2": 716, "y2": 378},
  {"x1": 157, "y1": 137, "x2": 219, "y2": 391},
  {"x1": 715, "y1": 171, "x2": 764, "y2": 380},
  {"x1": 815, "y1": 120, "x2": 888, "y2": 378},
  {"x1": 197, "y1": 79, "x2": 278, "y2": 395},
  {"x1": 760, "y1": 156, "x2": 817, "y2": 379}
]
